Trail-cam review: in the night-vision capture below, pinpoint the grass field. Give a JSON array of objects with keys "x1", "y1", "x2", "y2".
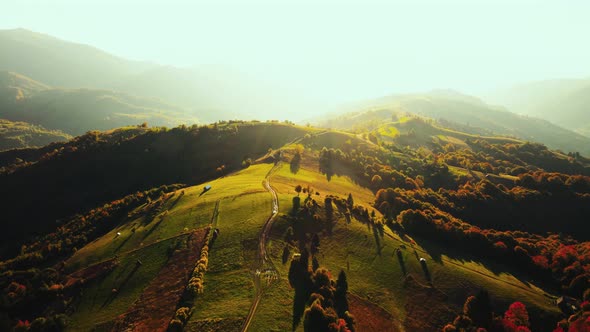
[
  {"x1": 63, "y1": 153, "x2": 561, "y2": 331},
  {"x1": 253, "y1": 161, "x2": 561, "y2": 331},
  {"x1": 187, "y1": 164, "x2": 275, "y2": 330},
  {"x1": 67, "y1": 237, "x2": 181, "y2": 331},
  {"x1": 66, "y1": 164, "x2": 274, "y2": 331}
]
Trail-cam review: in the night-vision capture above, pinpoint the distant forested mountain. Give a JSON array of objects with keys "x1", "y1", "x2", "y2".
[
  {"x1": 321, "y1": 90, "x2": 590, "y2": 156},
  {"x1": 485, "y1": 79, "x2": 590, "y2": 137}
]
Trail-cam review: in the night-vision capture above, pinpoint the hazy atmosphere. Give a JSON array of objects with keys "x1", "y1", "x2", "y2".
[
  {"x1": 3, "y1": 0, "x2": 589, "y2": 106},
  {"x1": 3, "y1": 1, "x2": 590, "y2": 331}
]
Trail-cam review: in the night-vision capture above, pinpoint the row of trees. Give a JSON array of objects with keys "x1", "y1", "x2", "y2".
[
  {"x1": 445, "y1": 290, "x2": 590, "y2": 332},
  {"x1": 170, "y1": 226, "x2": 216, "y2": 331},
  {"x1": 394, "y1": 207, "x2": 590, "y2": 298},
  {"x1": 442, "y1": 290, "x2": 532, "y2": 332}
]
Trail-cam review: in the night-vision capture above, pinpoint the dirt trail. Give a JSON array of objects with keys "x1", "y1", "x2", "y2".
[{"x1": 240, "y1": 162, "x2": 281, "y2": 332}]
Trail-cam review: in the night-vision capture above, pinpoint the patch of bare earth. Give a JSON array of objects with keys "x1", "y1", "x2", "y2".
[
  {"x1": 63, "y1": 259, "x2": 118, "y2": 289},
  {"x1": 110, "y1": 228, "x2": 209, "y2": 332},
  {"x1": 348, "y1": 293, "x2": 401, "y2": 332}
]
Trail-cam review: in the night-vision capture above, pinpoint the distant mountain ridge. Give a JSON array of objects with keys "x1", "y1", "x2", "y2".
[
  {"x1": 320, "y1": 90, "x2": 590, "y2": 156},
  {"x1": 484, "y1": 79, "x2": 590, "y2": 137},
  {"x1": 2, "y1": 28, "x2": 589, "y2": 155},
  {"x1": 0, "y1": 28, "x2": 316, "y2": 123},
  {"x1": 0, "y1": 71, "x2": 199, "y2": 137},
  {"x1": 0, "y1": 118, "x2": 71, "y2": 151},
  {"x1": 0, "y1": 28, "x2": 152, "y2": 88}
]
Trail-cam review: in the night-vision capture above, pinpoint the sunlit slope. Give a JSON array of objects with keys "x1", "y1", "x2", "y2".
[
  {"x1": 0, "y1": 122, "x2": 314, "y2": 258},
  {"x1": 251, "y1": 150, "x2": 560, "y2": 331},
  {"x1": 374, "y1": 116, "x2": 521, "y2": 147},
  {"x1": 323, "y1": 91, "x2": 590, "y2": 156},
  {"x1": 0, "y1": 70, "x2": 48, "y2": 100},
  {"x1": 24, "y1": 132, "x2": 562, "y2": 331},
  {"x1": 0, "y1": 118, "x2": 71, "y2": 151},
  {"x1": 64, "y1": 164, "x2": 274, "y2": 331}
]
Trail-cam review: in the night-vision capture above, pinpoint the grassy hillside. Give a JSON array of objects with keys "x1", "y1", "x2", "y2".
[
  {"x1": 57, "y1": 164, "x2": 271, "y2": 330},
  {"x1": 6, "y1": 156, "x2": 559, "y2": 331},
  {"x1": 374, "y1": 116, "x2": 521, "y2": 147},
  {"x1": 0, "y1": 119, "x2": 71, "y2": 151},
  {"x1": 1, "y1": 122, "x2": 588, "y2": 331},
  {"x1": 0, "y1": 122, "x2": 313, "y2": 257},
  {"x1": 247, "y1": 146, "x2": 561, "y2": 332},
  {"x1": 322, "y1": 91, "x2": 590, "y2": 156}
]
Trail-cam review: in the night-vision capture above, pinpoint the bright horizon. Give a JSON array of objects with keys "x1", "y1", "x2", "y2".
[{"x1": 2, "y1": 0, "x2": 590, "y2": 106}]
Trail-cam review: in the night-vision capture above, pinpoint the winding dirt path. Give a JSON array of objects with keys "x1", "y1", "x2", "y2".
[{"x1": 240, "y1": 163, "x2": 281, "y2": 332}]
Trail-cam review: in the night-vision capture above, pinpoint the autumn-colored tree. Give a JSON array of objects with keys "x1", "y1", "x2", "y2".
[
  {"x1": 502, "y1": 302, "x2": 530, "y2": 332},
  {"x1": 371, "y1": 174, "x2": 382, "y2": 188}
]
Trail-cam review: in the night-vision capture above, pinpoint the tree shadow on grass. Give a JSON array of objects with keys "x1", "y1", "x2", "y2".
[
  {"x1": 416, "y1": 239, "x2": 443, "y2": 264},
  {"x1": 372, "y1": 226, "x2": 382, "y2": 256},
  {"x1": 102, "y1": 263, "x2": 141, "y2": 308},
  {"x1": 114, "y1": 233, "x2": 134, "y2": 253},
  {"x1": 420, "y1": 260, "x2": 432, "y2": 283},
  {"x1": 142, "y1": 216, "x2": 166, "y2": 240},
  {"x1": 396, "y1": 250, "x2": 407, "y2": 276},
  {"x1": 292, "y1": 289, "x2": 307, "y2": 331},
  {"x1": 167, "y1": 191, "x2": 185, "y2": 210},
  {"x1": 411, "y1": 236, "x2": 560, "y2": 294}
]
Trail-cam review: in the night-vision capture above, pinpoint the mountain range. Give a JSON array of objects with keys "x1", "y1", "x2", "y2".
[
  {"x1": 485, "y1": 79, "x2": 590, "y2": 137},
  {"x1": 2, "y1": 28, "x2": 589, "y2": 158},
  {"x1": 1, "y1": 28, "x2": 590, "y2": 332}
]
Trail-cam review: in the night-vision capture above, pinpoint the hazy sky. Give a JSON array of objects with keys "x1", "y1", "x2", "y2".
[{"x1": 2, "y1": 0, "x2": 589, "y2": 103}]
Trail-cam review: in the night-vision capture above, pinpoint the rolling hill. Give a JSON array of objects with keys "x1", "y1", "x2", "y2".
[
  {"x1": 0, "y1": 71, "x2": 200, "y2": 138},
  {"x1": 485, "y1": 79, "x2": 590, "y2": 137},
  {"x1": 0, "y1": 70, "x2": 49, "y2": 100},
  {"x1": 0, "y1": 122, "x2": 314, "y2": 257},
  {"x1": 320, "y1": 90, "x2": 590, "y2": 156},
  {"x1": 1, "y1": 121, "x2": 589, "y2": 331},
  {"x1": 0, "y1": 119, "x2": 71, "y2": 151},
  {"x1": 0, "y1": 29, "x2": 316, "y2": 124},
  {"x1": 1, "y1": 28, "x2": 590, "y2": 332}
]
